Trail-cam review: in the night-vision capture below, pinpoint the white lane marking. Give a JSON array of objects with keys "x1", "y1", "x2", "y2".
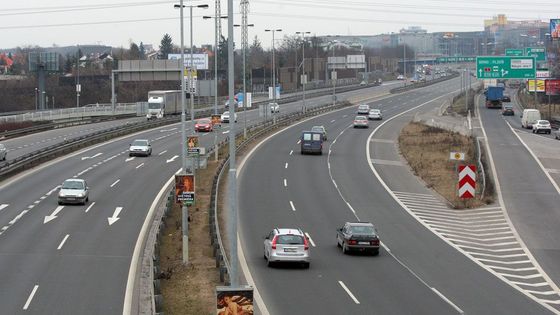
[
  {"x1": 285, "y1": 162, "x2": 288, "y2": 169},
  {"x1": 381, "y1": 242, "x2": 391, "y2": 252},
  {"x1": 330, "y1": 119, "x2": 336, "y2": 123},
  {"x1": 431, "y1": 288, "x2": 465, "y2": 314},
  {"x1": 343, "y1": 114, "x2": 348, "y2": 118},
  {"x1": 84, "y1": 202, "x2": 96, "y2": 213},
  {"x1": 57, "y1": 234, "x2": 70, "y2": 250},
  {"x1": 158, "y1": 150, "x2": 168, "y2": 156},
  {"x1": 125, "y1": 157, "x2": 135, "y2": 162},
  {"x1": 297, "y1": 140, "x2": 301, "y2": 144},
  {"x1": 223, "y1": 130, "x2": 230, "y2": 134},
  {"x1": 338, "y1": 281, "x2": 360, "y2": 304},
  {"x1": 166, "y1": 155, "x2": 179, "y2": 163},
  {"x1": 283, "y1": 179, "x2": 287, "y2": 187},
  {"x1": 44, "y1": 206, "x2": 64, "y2": 224},
  {"x1": 108, "y1": 207, "x2": 123, "y2": 225},
  {"x1": 289, "y1": 150, "x2": 293, "y2": 155},
  {"x1": 289, "y1": 201, "x2": 296, "y2": 211},
  {"x1": 110, "y1": 179, "x2": 121, "y2": 187},
  {"x1": 0, "y1": 204, "x2": 8, "y2": 211},
  {"x1": 23, "y1": 285, "x2": 39, "y2": 310},
  {"x1": 305, "y1": 232, "x2": 316, "y2": 247},
  {"x1": 136, "y1": 163, "x2": 145, "y2": 169}
]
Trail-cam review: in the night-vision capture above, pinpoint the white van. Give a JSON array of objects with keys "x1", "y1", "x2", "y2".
[{"x1": 521, "y1": 109, "x2": 541, "y2": 129}]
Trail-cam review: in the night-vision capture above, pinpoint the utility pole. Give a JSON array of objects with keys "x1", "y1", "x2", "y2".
[
  {"x1": 241, "y1": 0, "x2": 249, "y2": 138},
  {"x1": 297, "y1": 31, "x2": 311, "y2": 113},
  {"x1": 76, "y1": 45, "x2": 81, "y2": 108}
]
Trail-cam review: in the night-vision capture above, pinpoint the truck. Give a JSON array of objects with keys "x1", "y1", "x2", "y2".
[
  {"x1": 146, "y1": 90, "x2": 182, "y2": 120},
  {"x1": 485, "y1": 85, "x2": 504, "y2": 109}
]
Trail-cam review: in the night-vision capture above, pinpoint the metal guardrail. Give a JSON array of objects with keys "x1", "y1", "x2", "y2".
[
  {"x1": 389, "y1": 73, "x2": 459, "y2": 94},
  {"x1": 0, "y1": 103, "x2": 139, "y2": 123}
]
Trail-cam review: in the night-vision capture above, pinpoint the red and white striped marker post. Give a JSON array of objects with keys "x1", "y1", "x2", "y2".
[{"x1": 458, "y1": 165, "x2": 476, "y2": 198}]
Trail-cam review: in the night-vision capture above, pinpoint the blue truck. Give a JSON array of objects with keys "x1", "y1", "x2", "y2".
[{"x1": 485, "y1": 85, "x2": 504, "y2": 109}]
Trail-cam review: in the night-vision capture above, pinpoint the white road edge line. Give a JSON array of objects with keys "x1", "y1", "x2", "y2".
[
  {"x1": 23, "y1": 285, "x2": 39, "y2": 310},
  {"x1": 338, "y1": 281, "x2": 360, "y2": 304},
  {"x1": 85, "y1": 202, "x2": 96, "y2": 213},
  {"x1": 431, "y1": 287, "x2": 465, "y2": 314},
  {"x1": 57, "y1": 234, "x2": 70, "y2": 250},
  {"x1": 289, "y1": 201, "x2": 296, "y2": 212},
  {"x1": 123, "y1": 168, "x2": 181, "y2": 315},
  {"x1": 305, "y1": 232, "x2": 316, "y2": 247}
]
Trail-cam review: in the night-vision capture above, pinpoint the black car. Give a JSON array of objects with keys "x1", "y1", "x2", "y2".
[
  {"x1": 336, "y1": 222, "x2": 380, "y2": 255},
  {"x1": 502, "y1": 95, "x2": 511, "y2": 102}
]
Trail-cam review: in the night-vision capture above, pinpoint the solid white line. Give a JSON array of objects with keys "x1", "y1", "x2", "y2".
[
  {"x1": 338, "y1": 281, "x2": 360, "y2": 304},
  {"x1": 285, "y1": 162, "x2": 288, "y2": 169},
  {"x1": 283, "y1": 179, "x2": 287, "y2": 187},
  {"x1": 381, "y1": 242, "x2": 391, "y2": 252},
  {"x1": 23, "y1": 285, "x2": 39, "y2": 310},
  {"x1": 85, "y1": 202, "x2": 96, "y2": 213},
  {"x1": 57, "y1": 234, "x2": 70, "y2": 250},
  {"x1": 304, "y1": 232, "x2": 316, "y2": 247},
  {"x1": 158, "y1": 150, "x2": 168, "y2": 156},
  {"x1": 289, "y1": 201, "x2": 296, "y2": 211},
  {"x1": 431, "y1": 288, "x2": 464, "y2": 314},
  {"x1": 110, "y1": 179, "x2": 120, "y2": 187},
  {"x1": 136, "y1": 163, "x2": 145, "y2": 169}
]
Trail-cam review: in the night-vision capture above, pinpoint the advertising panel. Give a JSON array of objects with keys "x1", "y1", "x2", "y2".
[
  {"x1": 175, "y1": 174, "x2": 195, "y2": 205},
  {"x1": 168, "y1": 53, "x2": 209, "y2": 70},
  {"x1": 346, "y1": 55, "x2": 366, "y2": 69},
  {"x1": 546, "y1": 79, "x2": 560, "y2": 95},
  {"x1": 527, "y1": 79, "x2": 545, "y2": 92},
  {"x1": 536, "y1": 70, "x2": 550, "y2": 78},
  {"x1": 216, "y1": 286, "x2": 254, "y2": 315},
  {"x1": 211, "y1": 115, "x2": 221, "y2": 126},
  {"x1": 551, "y1": 19, "x2": 560, "y2": 39},
  {"x1": 187, "y1": 135, "x2": 199, "y2": 155}
]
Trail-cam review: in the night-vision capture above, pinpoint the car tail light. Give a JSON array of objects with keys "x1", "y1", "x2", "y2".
[
  {"x1": 371, "y1": 239, "x2": 379, "y2": 246},
  {"x1": 271, "y1": 235, "x2": 278, "y2": 250},
  {"x1": 304, "y1": 236, "x2": 309, "y2": 250},
  {"x1": 348, "y1": 240, "x2": 357, "y2": 245}
]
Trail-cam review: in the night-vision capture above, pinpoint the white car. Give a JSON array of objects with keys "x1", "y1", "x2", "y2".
[
  {"x1": 58, "y1": 179, "x2": 89, "y2": 205},
  {"x1": 269, "y1": 103, "x2": 280, "y2": 113},
  {"x1": 397, "y1": 75, "x2": 405, "y2": 80},
  {"x1": 532, "y1": 120, "x2": 551, "y2": 134},
  {"x1": 357, "y1": 104, "x2": 370, "y2": 115},
  {"x1": 353, "y1": 116, "x2": 369, "y2": 128},
  {"x1": 368, "y1": 109, "x2": 382, "y2": 120},
  {"x1": 129, "y1": 139, "x2": 152, "y2": 157},
  {"x1": 0, "y1": 143, "x2": 7, "y2": 161},
  {"x1": 220, "y1": 111, "x2": 237, "y2": 123},
  {"x1": 264, "y1": 228, "x2": 310, "y2": 268}
]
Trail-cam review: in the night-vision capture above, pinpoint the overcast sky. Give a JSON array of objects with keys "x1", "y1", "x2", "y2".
[{"x1": 1, "y1": 0, "x2": 557, "y2": 50}]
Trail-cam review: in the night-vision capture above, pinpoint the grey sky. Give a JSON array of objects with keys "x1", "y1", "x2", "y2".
[{"x1": 2, "y1": 0, "x2": 557, "y2": 50}]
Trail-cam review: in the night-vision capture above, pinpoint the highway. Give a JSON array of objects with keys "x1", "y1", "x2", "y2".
[
  {"x1": 0, "y1": 81, "x2": 399, "y2": 313},
  {"x1": 238, "y1": 77, "x2": 553, "y2": 314}
]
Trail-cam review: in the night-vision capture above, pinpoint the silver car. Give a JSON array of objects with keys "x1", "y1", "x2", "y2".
[
  {"x1": 58, "y1": 179, "x2": 89, "y2": 205},
  {"x1": 353, "y1": 116, "x2": 369, "y2": 128},
  {"x1": 269, "y1": 102, "x2": 280, "y2": 113},
  {"x1": 0, "y1": 143, "x2": 6, "y2": 161},
  {"x1": 129, "y1": 139, "x2": 152, "y2": 157},
  {"x1": 357, "y1": 104, "x2": 370, "y2": 115},
  {"x1": 368, "y1": 109, "x2": 382, "y2": 120},
  {"x1": 264, "y1": 228, "x2": 310, "y2": 268}
]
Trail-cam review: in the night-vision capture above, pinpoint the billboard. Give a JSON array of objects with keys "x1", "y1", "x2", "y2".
[
  {"x1": 527, "y1": 79, "x2": 545, "y2": 92},
  {"x1": 546, "y1": 79, "x2": 560, "y2": 95},
  {"x1": 346, "y1": 55, "x2": 366, "y2": 69},
  {"x1": 536, "y1": 70, "x2": 550, "y2": 78},
  {"x1": 216, "y1": 286, "x2": 254, "y2": 315},
  {"x1": 551, "y1": 19, "x2": 560, "y2": 39},
  {"x1": 175, "y1": 174, "x2": 195, "y2": 205},
  {"x1": 187, "y1": 135, "x2": 200, "y2": 155},
  {"x1": 168, "y1": 53, "x2": 209, "y2": 70}
]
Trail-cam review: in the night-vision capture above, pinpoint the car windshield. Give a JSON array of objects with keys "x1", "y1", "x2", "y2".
[
  {"x1": 62, "y1": 181, "x2": 84, "y2": 190},
  {"x1": 148, "y1": 102, "x2": 161, "y2": 109},
  {"x1": 349, "y1": 225, "x2": 376, "y2": 235},
  {"x1": 132, "y1": 140, "x2": 148, "y2": 146},
  {"x1": 277, "y1": 234, "x2": 304, "y2": 245}
]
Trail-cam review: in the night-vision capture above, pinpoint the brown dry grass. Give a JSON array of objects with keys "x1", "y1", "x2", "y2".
[
  {"x1": 399, "y1": 122, "x2": 494, "y2": 208},
  {"x1": 159, "y1": 160, "x2": 221, "y2": 315}
]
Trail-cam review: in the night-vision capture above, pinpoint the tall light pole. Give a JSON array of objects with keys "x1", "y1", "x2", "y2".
[
  {"x1": 174, "y1": 1, "x2": 208, "y2": 266},
  {"x1": 265, "y1": 28, "x2": 282, "y2": 123},
  {"x1": 235, "y1": 21, "x2": 255, "y2": 138},
  {"x1": 296, "y1": 31, "x2": 310, "y2": 113},
  {"x1": 76, "y1": 45, "x2": 81, "y2": 108}
]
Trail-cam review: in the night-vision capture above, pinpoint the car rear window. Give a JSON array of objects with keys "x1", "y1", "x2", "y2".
[
  {"x1": 277, "y1": 235, "x2": 304, "y2": 245},
  {"x1": 198, "y1": 119, "x2": 210, "y2": 124},
  {"x1": 312, "y1": 134, "x2": 321, "y2": 141},
  {"x1": 132, "y1": 140, "x2": 148, "y2": 146},
  {"x1": 303, "y1": 133, "x2": 312, "y2": 141},
  {"x1": 303, "y1": 133, "x2": 321, "y2": 141},
  {"x1": 349, "y1": 225, "x2": 376, "y2": 235},
  {"x1": 359, "y1": 105, "x2": 369, "y2": 109}
]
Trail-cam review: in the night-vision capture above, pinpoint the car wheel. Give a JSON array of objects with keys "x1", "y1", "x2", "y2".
[
  {"x1": 266, "y1": 258, "x2": 274, "y2": 267},
  {"x1": 371, "y1": 249, "x2": 380, "y2": 256},
  {"x1": 58, "y1": 201, "x2": 63, "y2": 205},
  {"x1": 337, "y1": 236, "x2": 341, "y2": 248},
  {"x1": 302, "y1": 262, "x2": 310, "y2": 269}
]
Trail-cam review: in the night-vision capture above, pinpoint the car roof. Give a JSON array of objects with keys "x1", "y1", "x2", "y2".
[
  {"x1": 311, "y1": 125, "x2": 325, "y2": 129},
  {"x1": 275, "y1": 228, "x2": 304, "y2": 236},
  {"x1": 345, "y1": 222, "x2": 375, "y2": 227},
  {"x1": 64, "y1": 178, "x2": 85, "y2": 183},
  {"x1": 355, "y1": 115, "x2": 367, "y2": 119},
  {"x1": 538, "y1": 120, "x2": 549, "y2": 123},
  {"x1": 358, "y1": 104, "x2": 369, "y2": 107}
]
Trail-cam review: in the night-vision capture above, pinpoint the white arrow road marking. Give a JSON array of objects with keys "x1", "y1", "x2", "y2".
[
  {"x1": 136, "y1": 163, "x2": 145, "y2": 169},
  {"x1": 338, "y1": 281, "x2": 360, "y2": 304},
  {"x1": 0, "y1": 204, "x2": 8, "y2": 211},
  {"x1": 57, "y1": 234, "x2": 70, "y2": 250},
  {"x1": 305, "y1": 233, "x2": 316, "y2": 247},
  {"x1": 167, "y1": 155, "x2": 179, "y2": 163},
  {"x1": 108, "y1": 207, "x2": 123, "y2": 225},
  {"x1": 110, "y1": 179, "x2": 121, "y2": 188},
  {"x1": 23, "y1": 285, "x2": 39, "y2": 310},
  {"x1": 125, "y1": 157, "x2": 136, "y2": 162},
  {"x1": 44, "y1": 206, "x2": 64, "y2": 224},
  {"x1": 158, "y1": 150, "x2": 168, "y2": 156},
  {"x1": 81, "y1": 153, "x2": 103, "y2": 160},
  {"x1": 85, "y1": 202, "x2": 96, "y2": 213}
]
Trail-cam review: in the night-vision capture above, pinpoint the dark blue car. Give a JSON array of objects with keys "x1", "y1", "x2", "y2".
[{"x1": 300, "y1": 131, "x2": 324, "y2": 155}]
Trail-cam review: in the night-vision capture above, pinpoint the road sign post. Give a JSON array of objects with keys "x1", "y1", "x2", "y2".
[{"x1": 476, "y1": 56, "x2": 536, "y2": 79}]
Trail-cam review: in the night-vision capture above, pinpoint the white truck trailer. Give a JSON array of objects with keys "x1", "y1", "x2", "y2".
[{"x1": 146, "y1": 90, "x2": 183, "y2": 120}]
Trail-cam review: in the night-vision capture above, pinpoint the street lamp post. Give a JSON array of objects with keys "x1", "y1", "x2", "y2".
[
  {"x1": 34, "y1": 88, "x2": 38, "y2": 110},
  {"x1": 174, "y1": 0, "x2": 208, "y2": 266},
  {"x1": 265, "y1": 28, "x2": 282, "y2": 124},
  {"x1": 296, "y1": 31, "x2": 311, "y2": 113},
  {"x1": 234, "y1": 22, "x2": 255, "y2": 138}
]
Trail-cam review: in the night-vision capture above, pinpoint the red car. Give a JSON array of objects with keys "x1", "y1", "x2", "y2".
[{"x1": 194, "y1": 118, "x2": 213, "y2": 132}]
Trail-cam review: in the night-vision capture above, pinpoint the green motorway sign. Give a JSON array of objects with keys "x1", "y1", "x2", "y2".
[
  {"x1": 436, "y1": 56, "x2": 476, "y2": 63},
  {"x1": 525, "y1": 47, "x2": 546, "y2": 61},
  {"x1": 505, "y1": 49, "x2": 523, "y2": 56},
  {"x1": 476, "y1": 56, "x2": 536, "y2": 79}
]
